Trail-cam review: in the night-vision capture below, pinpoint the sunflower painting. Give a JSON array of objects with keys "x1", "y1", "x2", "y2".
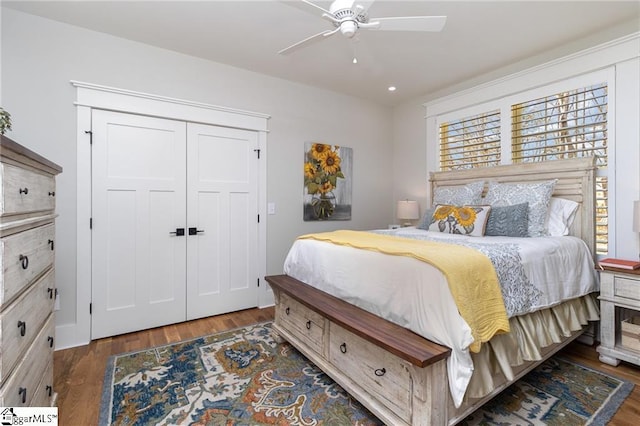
[{"x1": 303, "y1": 142, "x2": 352, "y2": 221}]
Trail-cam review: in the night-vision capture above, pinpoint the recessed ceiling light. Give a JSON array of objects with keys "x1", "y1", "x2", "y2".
[{"x1": 388, "y1": 86, "x2": 397, "y2": 92}]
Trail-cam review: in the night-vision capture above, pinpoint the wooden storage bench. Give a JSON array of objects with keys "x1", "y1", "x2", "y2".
[{"x1": 265, "y1": 274, "x2": 451, "y2": 426}]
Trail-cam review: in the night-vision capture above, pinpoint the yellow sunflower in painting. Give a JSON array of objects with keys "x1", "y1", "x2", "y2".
[
  {"x1": 304, "y1": 143, "x2": 345, "y2": 196},
  {"x1": 304, "y1": 162, "x2": 316, "y2": 179},
  {"x1": 310, "y1": 143, "x2": 330, "y2": 160},
  {"x1": 320, "y1": 150, "x2": 341, "y2": 174}
]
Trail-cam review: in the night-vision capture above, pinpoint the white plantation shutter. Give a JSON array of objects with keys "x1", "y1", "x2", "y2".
[
  {"x1": 512, "y1": 83, "x2": 609, "y2": 254},
  {"x1": 439, "y1": 110, "x2": 501, "y2": 171},
  {"x1": 437, "y1": 83, "x2": 609, "y2": 254}
]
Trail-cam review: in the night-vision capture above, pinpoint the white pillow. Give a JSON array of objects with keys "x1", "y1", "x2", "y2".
[{"x1": 546, "y1": 197, "x2": 579, "y2": 236}]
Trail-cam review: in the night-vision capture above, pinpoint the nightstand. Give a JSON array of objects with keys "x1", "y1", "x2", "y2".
[{"x1": 597, "y1": 267, "x2": 640, "y2": 367}]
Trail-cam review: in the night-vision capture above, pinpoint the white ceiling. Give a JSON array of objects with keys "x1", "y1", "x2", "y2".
[{"x1": 4, "y1": 0, "x2": 639, "y2": 106}]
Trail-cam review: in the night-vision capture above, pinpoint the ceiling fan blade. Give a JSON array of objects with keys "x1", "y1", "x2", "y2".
[
  {"x1": 369, "y1": 16, "x2": 447, "y2": 32},
  {"x1": 299, "y1": 0, "x2": 332, "y2": 15},
  {"x1": 353, "y1": 0, "x2": 376, "y2": 14},
  {"x1": 278, "y1": 28, "x2": 339, "y2": 55}
]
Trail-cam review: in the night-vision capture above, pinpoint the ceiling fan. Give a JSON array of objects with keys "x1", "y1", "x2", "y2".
[{"x1": 278, "y1": 0, "x2": 447, "y2": 55}]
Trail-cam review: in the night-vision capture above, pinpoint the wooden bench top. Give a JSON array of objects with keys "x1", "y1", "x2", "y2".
[{"x1": 265, "y1": 274, "x2": 451, "y2": 368}]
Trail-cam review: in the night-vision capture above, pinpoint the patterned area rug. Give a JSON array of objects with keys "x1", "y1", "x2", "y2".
[{"x1": 100, "y1": 322, "x2": 633, "y2": 425}]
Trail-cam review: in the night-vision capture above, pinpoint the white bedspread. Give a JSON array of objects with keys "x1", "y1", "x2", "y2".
[{"x1": 282, "y1": 228, "x2": 598, "y2": 407}]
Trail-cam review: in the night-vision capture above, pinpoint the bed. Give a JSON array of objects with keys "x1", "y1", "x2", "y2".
[{"x1": 265, "y1": 157, "x2": 599, "y2": 426}]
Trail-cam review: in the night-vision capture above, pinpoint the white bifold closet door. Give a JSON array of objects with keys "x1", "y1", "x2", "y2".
[{"x1": 91, "y1": 110, "x2": 258, "y2": 339}]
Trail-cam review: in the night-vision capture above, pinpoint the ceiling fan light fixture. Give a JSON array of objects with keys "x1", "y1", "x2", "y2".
[{"x1": 340, "y1": 20, "x2": 357, "y2": 38}]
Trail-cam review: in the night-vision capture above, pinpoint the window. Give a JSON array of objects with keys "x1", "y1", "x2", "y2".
[
  {"x1": 438, "y1": 83, "x2": 609, "y2": 254},
  {"x1": 512, "y1": 84, "x2": 608, "y2": 254},
  {"x1": 439, "y1": 110, "x2": 501, "y2": 171}
]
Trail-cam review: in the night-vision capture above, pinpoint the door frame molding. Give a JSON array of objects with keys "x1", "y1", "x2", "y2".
[{"x1": 64, "y1": 80, "x2": 270, "y2": 348}]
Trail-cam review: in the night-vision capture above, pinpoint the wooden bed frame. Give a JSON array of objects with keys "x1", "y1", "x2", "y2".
[{"x1": 266, "y1": 157, "x2": 597, "y2": 426}]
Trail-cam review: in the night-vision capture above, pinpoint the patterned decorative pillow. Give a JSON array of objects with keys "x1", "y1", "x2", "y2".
[
  {"x1": 416, "y1": 207, "x2": 436, "y2": 230},
  {"x1": 428, "y1": 204, "x2": 492, "y2": 237},
  {"x1": 433, "y1": 181, "x2": 485, "y2": 206},
  {"x1": 485, "y1": 203, "x2": 529, "y2": 237},
  {"x1": 483, "y1": 180, "x2": 557, "y2": 237}
]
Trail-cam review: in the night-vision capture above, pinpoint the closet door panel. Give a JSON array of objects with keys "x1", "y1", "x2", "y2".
[
  {"x1": 186, "y1": 123, "x2": 259, "y2": 320},
  {"x1": 91, "y1": 110, "x2": 187, "y2": 339}
]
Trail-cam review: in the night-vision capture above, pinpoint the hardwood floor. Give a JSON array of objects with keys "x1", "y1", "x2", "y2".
[{"x1": 54, "y1": 307, "x2": 640, "y2": 425}]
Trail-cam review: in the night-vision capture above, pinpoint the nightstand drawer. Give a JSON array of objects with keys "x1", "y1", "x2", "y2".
[{"x1": 614, "y1": 276, "x2": 640, "y2": 302}]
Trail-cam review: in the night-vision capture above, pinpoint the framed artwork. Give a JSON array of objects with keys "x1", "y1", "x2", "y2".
[{"x1": 303, "y1": 142, "x2": 352, "y2": 221}]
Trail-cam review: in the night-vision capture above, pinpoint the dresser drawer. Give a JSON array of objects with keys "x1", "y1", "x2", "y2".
[
  {"x1": 276, "y1": 292, "x2": 326, "y2": 354},
  {"x1": 614, "y1": 276, "x2": 640, "y2": 302},
  {"x1": 1, "y1": 163, "x2": 56, "y2": 216},
  {"x1": 31, "y1": 360, "x2": 54, "y2": 407},
  {"x1": 0, "y1": 269, "x2": 55, "y2": 384},
  {"x1": 0, "y1": 314, "x2": 55, "y2": 406},
  {"x1": 0, "y1": 223, "x2": 55, "y2": 307},
  {"x1": 329, "y1": 322, "x2": 412, "y2": 423}
]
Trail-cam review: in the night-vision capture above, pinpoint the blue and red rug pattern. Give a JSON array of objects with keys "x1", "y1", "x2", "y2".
[{"x1": 100, "y1": 322, "x2": 633, "y2": 425}]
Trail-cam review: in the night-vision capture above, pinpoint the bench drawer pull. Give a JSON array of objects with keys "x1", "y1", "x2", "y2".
[
  {"x1": 374, "y1": 368, "x2": 386, "y2": 377},
  {"x1": 285, "y1": 307, "x2": 290, "y2": 315},
  {"x1": 306, "y1": 320, "x2": 311, "y2": 330},
  {"x1": 340, "y1": 342, "x2": 347, "y2": 353}
]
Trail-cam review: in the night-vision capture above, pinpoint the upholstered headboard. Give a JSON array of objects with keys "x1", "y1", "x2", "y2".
[{"x1": 429, "y1": 157, "x2": 597, "y2": 257}]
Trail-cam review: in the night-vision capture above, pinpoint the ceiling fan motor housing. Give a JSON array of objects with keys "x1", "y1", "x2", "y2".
[{"x1": 330, "y1": 0, "x2": 369, "y2": 38}]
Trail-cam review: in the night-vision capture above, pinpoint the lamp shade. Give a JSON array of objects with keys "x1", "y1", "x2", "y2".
[
  {"x1": 397, "y1": 200, "x2": 419, "y2": 220},
  {"x1": 633, "y1": 200, "x2": 640, "y2": 233}
]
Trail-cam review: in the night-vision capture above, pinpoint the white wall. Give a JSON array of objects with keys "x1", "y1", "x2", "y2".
[
  {"x1": 392, "y1": 27, "x2": 640, "y2": 261},
  {"x1": 1, "y1": 8, "x2": 393, "y2": 348}
]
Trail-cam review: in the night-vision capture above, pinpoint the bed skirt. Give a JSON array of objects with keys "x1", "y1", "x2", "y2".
[{"x1": 464, "y1": 293, "x2": 600, "y2": 401}]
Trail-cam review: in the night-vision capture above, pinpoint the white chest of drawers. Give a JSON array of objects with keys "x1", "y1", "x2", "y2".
[{"x1": 1, "y1": 135, "x2": 62, "y2": 407}]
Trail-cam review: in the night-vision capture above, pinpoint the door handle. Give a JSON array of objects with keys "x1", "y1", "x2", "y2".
[
  {"x1": 188, "y1": 227, "x2": 204, "y2": 236},
  {"x1": 169, "y1": 228, "x2": 185, "y2": 236}
]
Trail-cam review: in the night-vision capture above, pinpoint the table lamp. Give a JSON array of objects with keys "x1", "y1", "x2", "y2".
[{"x1": 397, "y1": 200, "x2": 419, "y2": 227}]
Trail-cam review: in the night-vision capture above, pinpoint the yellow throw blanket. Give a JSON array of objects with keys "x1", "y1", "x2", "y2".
[{"x1": 298, "y1": 230, "x2": 510, "y2": 353}]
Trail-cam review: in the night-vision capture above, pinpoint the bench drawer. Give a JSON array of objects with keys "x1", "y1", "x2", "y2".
[
  {"x1": 276, "y1": 292, "x2": 326, "y2": 355},
  {"x1": 328, "y1": 322, "x2": 412, "y2": 423}
]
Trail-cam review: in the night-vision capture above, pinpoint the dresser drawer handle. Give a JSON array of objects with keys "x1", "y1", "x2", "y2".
[
  {"x1": 306, "y1": 320, "x2": 311, "y2": 330},
  {"x1": 18, "y1": 387, "x2": 27, "y2": 404},
  {"x1": 19, "y1": 187, "x2": 29, "y2": 195},
  {"x1": 48, "y1": 288, "x2": 55, "y2": 299},
  {"x1": 48, "y1": 191, "x2": 55, "y2": 196},
  {"x1": 19, "y1": 254, "x2": 29, "y2": 269},
  {"x1": 48, "y1": 336, "x2": 55, "y2": 348},
  {"x1": 46, "y1": 385, "x2": 53, "y2": 397},
  {"x1": 285, "y1": 307, "x2": 290, "y2": 315},
  {"x1": 340, "y1": 342, "x2": 347, "y2": 353},
  {"x1": 18, "y1": 320, "x2": 26, "y2": 337},
  {"x1": 48, "y1": 239, "x2": 55, "y2": 250},
  {"x1": 374, "y1": 368, "x2": 386, "y2": 377}
]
